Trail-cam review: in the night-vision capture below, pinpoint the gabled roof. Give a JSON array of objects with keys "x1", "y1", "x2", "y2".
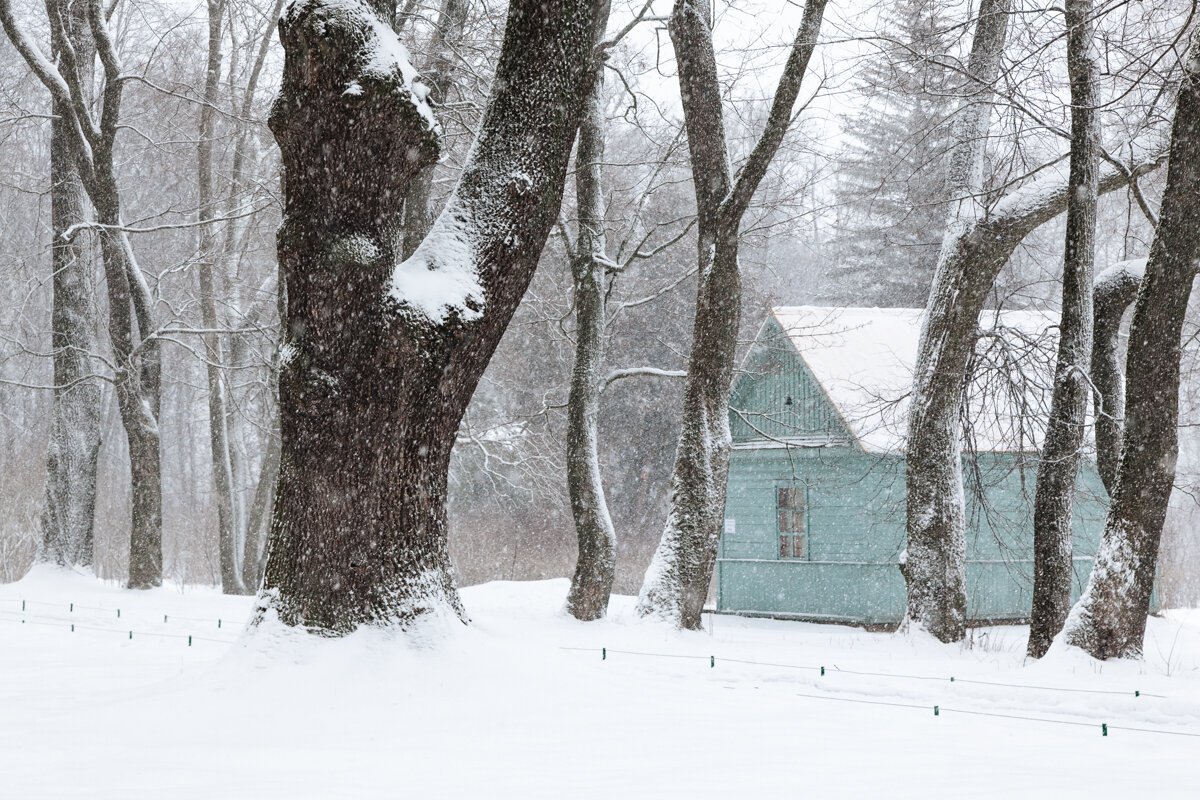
[{"x1": 767, "y1": 306, "x2": 1059, "y2": 453}]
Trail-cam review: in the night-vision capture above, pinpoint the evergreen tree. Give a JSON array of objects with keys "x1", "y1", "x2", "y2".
[{"x1": 825, "y1": 0, "x2": 957, "y2": 307}]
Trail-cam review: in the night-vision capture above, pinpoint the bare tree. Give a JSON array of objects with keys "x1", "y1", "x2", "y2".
[
  {"x1": 563, "y1": 0, "x2": 617, "y2": 621},
  {"x1": 1063, "y1": 26, "x2": 1200, "y2": 660},
  {"x1": 900, "y1": 0, "x2": 1166, "y2": 642},
  {"x1": 257, "y1": 0, "x2": 602, "y2": 632},
  {"x1": 197, "y1": 0, "x2": 244, "y2": 594},
  {"x1": 636, "y1": 0, "x2": 828, "y2": 629},
  {"x1": 40, "y1": 0, "x2": 100, "y2": 569},
  {"x1": 401, "y1": 0, "x2": 471, "y2": 259},
  {"x1": 1027, "y1": 0, "x2": 1101, "y2": 659},
  {"x1": 2, "y1": 0, "x2": 164, "y2": 588}
]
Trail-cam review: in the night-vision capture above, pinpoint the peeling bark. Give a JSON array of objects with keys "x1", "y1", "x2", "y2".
[
  {"x1": 1063, "y1": 28, "x2": 1200, "y2": 660},
  {"x1": 1028, "y1": 0, "x2": 1100, "y2": 659},
  {"x1": 258, "y1": 0, "x2": 600, "y2": 633}
]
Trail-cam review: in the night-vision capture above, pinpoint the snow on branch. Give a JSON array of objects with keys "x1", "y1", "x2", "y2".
[
  {"x1": 284, "y1": 0, "x2": 437, "y2": 131},
  {"x1": 603, "y1": 367, "x2": 687, "y2": 392}
]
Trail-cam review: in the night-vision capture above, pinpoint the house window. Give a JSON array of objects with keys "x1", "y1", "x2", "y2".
[{"x1": 777, "y1": 487, "x2": 807, "y2": 559}]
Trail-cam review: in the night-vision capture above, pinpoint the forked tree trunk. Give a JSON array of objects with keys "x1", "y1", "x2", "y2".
[
  {"x1": 41, "y1": 0, "x2": 100, "y2": 569},
  {"x1": 565, "y1": 0, "x2": 617, "y2": 621},
  {"x1": 903, "y1": 0, "x2": 1010, "y2": 643},
  {"x1": 259, "y1": 0, "x2": 600, "y2": 633},
  {"x1": 198, "y1": 0, "x2": 245, "y2": 594},
  {"x1": 637, "y1": 0, "x2": 827, "y2": 629},
  {"x1": 1063, "y1": 28, "x2": 1200, "y2": 660},
  {"x1": 1090, "y1": 259, "x2": 1143, "y2": 495},
  {"x1": 1027, "y1": 0, "x2": 1100, "y2": 659},
  {"x1": 900, "y1": 0, "x2": 1166, "y2": 642}
]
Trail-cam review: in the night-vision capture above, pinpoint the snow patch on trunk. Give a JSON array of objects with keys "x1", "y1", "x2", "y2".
[{"x1": 388, "y1": 206, "x2": 484, "y2": 323}]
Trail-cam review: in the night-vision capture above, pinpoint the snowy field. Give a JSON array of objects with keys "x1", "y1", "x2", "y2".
[{"x1": 2, "y1": 567, "x2": 1198, "y2": 799}]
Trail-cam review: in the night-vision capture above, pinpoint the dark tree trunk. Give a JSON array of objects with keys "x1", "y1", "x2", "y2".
[
  {"x1": 1027, "y1": 0, "x2": 1100, "y2": 659},
  {"x1": 41, "y1": 0, "x2": 100, "y2": 569},
  {"x1": 1090, "y1": 260, "x2": 1143, "y2": 495},
  {"x1": 259, "y1": 0, "x2": 600, "y2": 633},
  {"x1": 1063, "y1": 28, "x2": 1200, "y2": 660},
  {"x1": 565, "y1": 0, "x2": 617, "y2": 621},
  {"x1": 637, "y1": 0, "x2": 827, "y2": 629}
]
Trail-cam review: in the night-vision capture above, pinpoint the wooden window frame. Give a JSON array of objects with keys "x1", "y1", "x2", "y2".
[{"x1": 776, "y1": 485, "x2": 808, "y2": 561}]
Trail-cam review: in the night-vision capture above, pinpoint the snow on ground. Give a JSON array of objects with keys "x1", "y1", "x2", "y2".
[{"x1": 2, "y1": 566, "x2": 1198, "y2": 799}]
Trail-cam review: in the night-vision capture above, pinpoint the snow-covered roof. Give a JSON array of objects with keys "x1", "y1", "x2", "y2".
[{"x1": 769, "y1": 306, "x2": 1059, "y2": 453}]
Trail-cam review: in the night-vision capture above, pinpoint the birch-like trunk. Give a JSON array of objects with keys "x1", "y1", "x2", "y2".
[
  {"x1": 1027, "y1": 0, "x2": 1100, "y2": 659},
  {"x1": 1063, "y1": 28, "x2": 1200, "y2": 660},
  {"x1": 198, "y1": 0, "x2": 245, "y2": 594},
  {"x1": 565, "y1": 0, "x2": 617, "y2": 621},
  {"x1": 258, "y1": 0, "x2": 600, "y2": 633},
  {"x1": 637, "y1": 0, "x2": 827, "y2": 629},
  {"x1": 40, "y1": 0, "x2": 100, "y2": 569}
]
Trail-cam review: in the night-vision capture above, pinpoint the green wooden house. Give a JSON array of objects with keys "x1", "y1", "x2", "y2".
[{"x1": 717, "y1": 307, "x2": 1110, "y2": 627}]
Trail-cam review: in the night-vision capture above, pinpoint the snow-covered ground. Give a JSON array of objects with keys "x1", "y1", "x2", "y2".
[{"x1": 1, "y1": 566, "x2": 1198, "y2": 798}]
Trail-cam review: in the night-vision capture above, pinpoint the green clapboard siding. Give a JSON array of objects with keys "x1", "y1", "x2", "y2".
[
  {"x1": 730, "y1": 316, "x2": 853, "y2": 445},
  {"x1": 719, "y1": 315, "x2": 1113, "y2": 625}
]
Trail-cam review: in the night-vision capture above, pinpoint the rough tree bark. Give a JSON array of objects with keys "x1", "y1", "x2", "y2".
[
  {"x1": 40, "y1": 0, "x2": 101, "y2": 569},
  {"x1": 902, "y1": 0, "x2": 1010, "y2": 643},
  {"x1": 198, "y1": 0, "x2": 245, "y2": 594},
  {"x1": 636, "y1": 0, "x2": 827, "y2": 629},
  {"x1": 564, "y1": 0, "x2": 617, "y2": 621},
  {"x1": 900, "y1": 0, "x2": 1166, "y2": 642},
  {"x1": 1090, "y1": 259, "x2": 1144, "y2": 495},
  {"x1": 1062, "y1": 28, "x2": 1200, "y2": 660},
  {"x1": 258, "y1": 0, "x2": 600, "y2": 633},
  {"x1": 1027, "y1": 0, "x2": 1100, "y2": 659},
  {"x1": 2, "y1": 0, "x2": 164, "y2": 587}
]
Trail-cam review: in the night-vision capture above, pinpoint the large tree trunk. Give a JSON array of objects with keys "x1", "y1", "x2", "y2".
[
  {"x1": 1062, "y1": 28, "x2": 1200, "y2": 660},
  {"x1": 902, "y1": 0, "x2": 1010, "y2": 643},
  {"x1": 198, "y1": 0, "x2": 245, "y2": 594},
  {"x1": 1027, "y1": 0, "x2": 1100, "y2": 659},
  {"x1": 41, "y1": 0, "x2": 100, "y2": 569},
  {"x1": 258, "y1": 0, "x2": 600, "y2": 633},
  {"x1": 637, "y1": 0, "x2": 827, "y2": 629},
  {"x1": 1090, "y1": 259, "x2": 1143, "y2": 495},
  {"x1": 565, "y1": 0, "x2": 617, "y2": 621}
]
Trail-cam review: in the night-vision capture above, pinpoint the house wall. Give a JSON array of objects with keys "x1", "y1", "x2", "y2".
[{"x1": 717, "y1": 446, "x2": 1109, "y2": 624}]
